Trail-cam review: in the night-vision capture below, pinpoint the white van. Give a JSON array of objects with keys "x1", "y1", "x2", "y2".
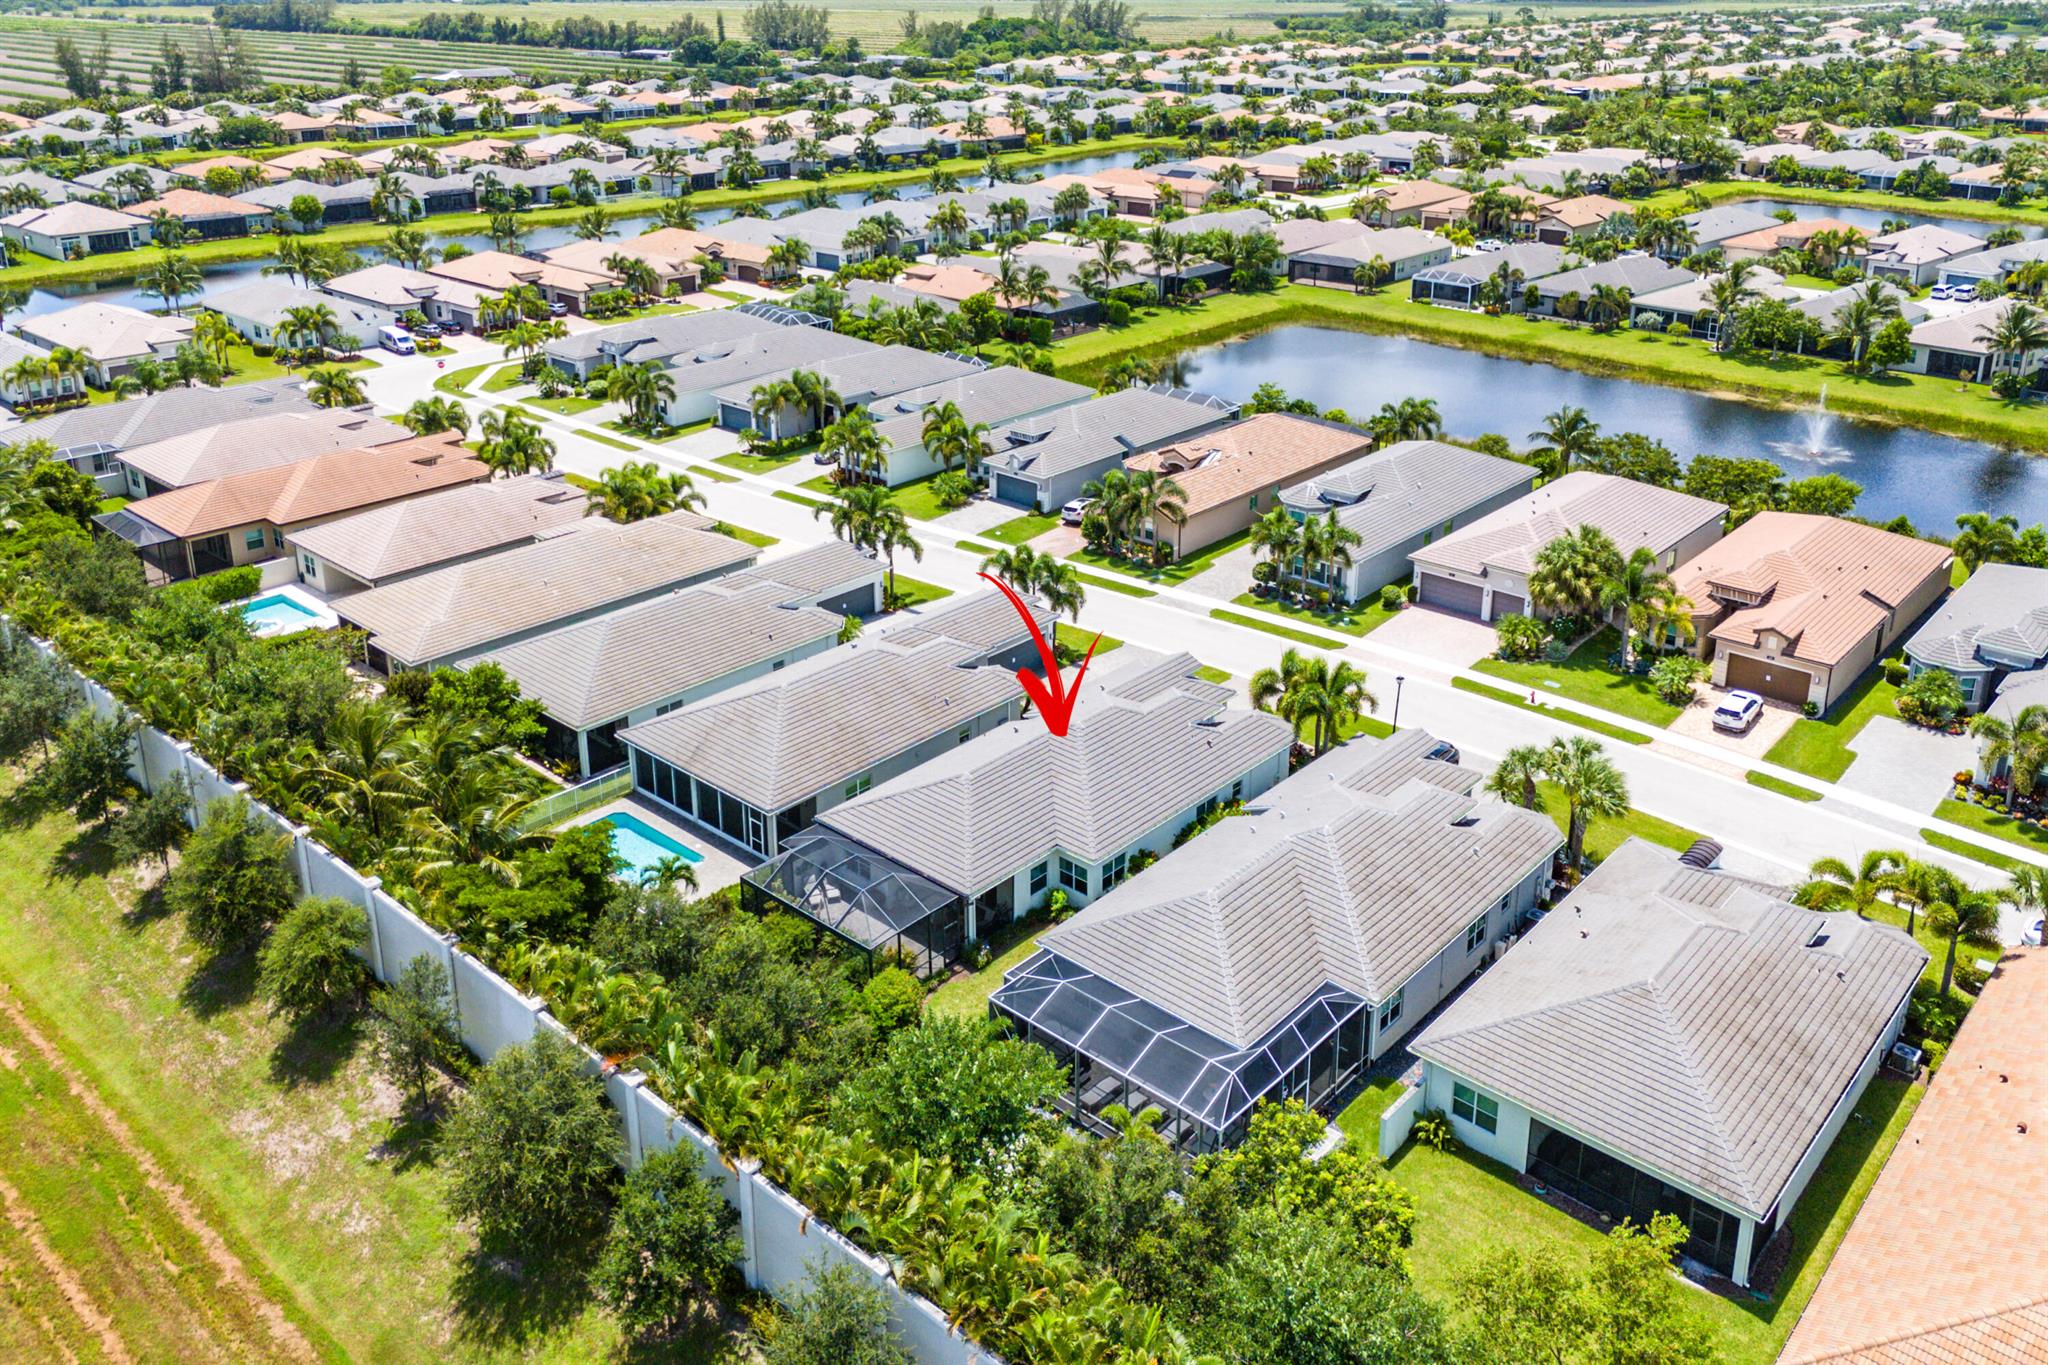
[{"x1": 377, "y1": 325, "x2": 416, "y2": 356}]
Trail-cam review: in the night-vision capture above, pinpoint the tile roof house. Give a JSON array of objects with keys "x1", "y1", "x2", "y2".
[
  {"x1": 201, "y1": 279, "x2": 397, "y2": 349},
  {"x1": 1409, "y1": 470, "x2": 1727, "y2": 622},
  {"x1": 126, "y1": 188, "x2": 273, "y2": 239},
  {"x1": 427, "y1": 249, "x2": 614, "y2": 315},
  {"x1": 863, "y1": 365, "x2": 1093, "y2": 485},
  {"x1": 1903, "y1": 561, "x2": 2048, "y2": 718},
  {"x1": 320, "y1": 263, "x2": 501, "y2": 333},
  {"x1": 710, "y1": 344, "x2": 983, "y2": 440},
  {"x1": 544, "y1": 306, "x2": 786, "y2": 380},
  {"x1": 478, "y1": 540, "x2": 882, "y2": 776},
  {"x1": 621, "y1": 590, "x2": 1047, "y2": 868},
  {"x1": 14, "y1": 302, "x2": 195, "y2": 386},
  {"x1": 1906, "y1": 297, "x2": 2048, "y2": 386},
  {"x1": 1674, "y1": 512, "x2": 1954, "y2": 711},
  {"x1": 0, "y1": 331, "x2": 78, "y2": 410},
  {"x1": 332, "y1": 511, "x2": 758, "y2": 672},
  {"x1": 1414, "y1": 837, "x2": 1926, "y2": 1288},
  {"x1": 1123, "y1": 412, "x2": 1372, "y2": 559},
  {"x1": 1410, "y1": 242, "x2": 1570, "y2": 308},
  {"x1": 1781, "y1": 948, "x2": 2048, "y2": 1364},
  {"x1": 981, "y1": 385, "x2": 1239, "y2": 512},
  {"x1": 111, "y1": 408, "x2": 401, "y2": 499},
  {"x1": 1528, "y1": 256, "x2": 1696, "y2": 317},
  {"x1": 282, "y1": 471, "x2": 590, "y2": 594},
  {"x1": 661, "y1": 326, "x2": 876, "y2": 429},
  {"x1": 994, "y1": 727, "x2": 1562, "y2": 1153},
  {"x1": 100, "y1": 432, "x2": 487, "y2": 582},
  {"x1": 6, "y1": 378, "x2": 319, "y2": 484},
  {"x1": 1719, "y1": 216, "x2": 1867, "y2": 262},
  {"x1": 0, "y1": 200, "x2": 148, "y2": 259},
  {"x1": 1865, "y1": 223, "x2": 1987, "y2": 286}
]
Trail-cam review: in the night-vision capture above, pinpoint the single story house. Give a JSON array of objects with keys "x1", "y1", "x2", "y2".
[
  {"x1": 711, "y1": 345, "x2": 983, "y2": 439},
  {"x1": 981, "y1": 385, "x2": 1240, "y2": 512},
  {"x1": 1630, "y1": 267, "x2": 1799, "y2": 342},
  {"x1": 1284, "y1": 223, "x2": 1453, "y2": 286},
  {"x1": 0, "y1": 331, "x2": 81, "y2": 410},
  {"x1": 1780, "y1": 950, "x2": 2048, "y2": 1365},
  {"x1": 1674, "y1": 512, "x2": 1953, "y2": 711},
  {"x1": 662, "y1": 326, "x2": 876, "y2": 430},
  {"x1": 321, "y1": 263, "x2": 501, "y2": 334},
  {"x1": 1902, "y1": 561, "x2": 2048, "y2": 713},
  {"x1": 98, "y1": 433, "x2": 488, "y2": 583},
  {"x1": 127, "y1": 188, "x2": 273, "y2": 240},
  {"x1": 1357, "y1": 179, "x2": 1472, "y2": 228},
  {"x1": 1865, "y1": 223, "x2": 1986, "y2": 287},
  {"x1": 1124, "y1": 412, "x2": 1371, "y2": 559},
  {"x1": 4, "y1": 378, "x2": 318, "y2": 490},
  {"x1": 1413, "y1": 837, "x2": 1926, "y2": 1289},
  {"x1": 201, "y1": 279, "x2": 396, "y2": 350},
  {"x1": 1938, "y1": 237, "x2": 2048, "y2": 290},
  {"x1": 14, "y1": 303, "x2": 193, "y2": 387},
  {"x1": 1409, "y1": 470, "x2": 1727, "y2": 622},
  {"x1": 0, "y1": 201, "x2": 148, "y2": 259},
  {"x1": 994, "y1": 726, "x2": 1561, "y2": 1152},
  {"x1": 1529, "y1": 256, "x2": 1696, "y2": 318},
  {"x1": 749, "y1": 648, "x2": 1293, "y2": 973},
  {"x1": 1279, "y1": 439, "x2": 1539, "y2": 604},
  {"x1": 1409, "y1": 242, "x2": 1568, "y2": 309},
  {"x1": 283, "y1": 471, "x2": 589, "y2": 594},
  {"x1": 112, "y1": 408, "x2": 400, "y2": 499},
  {"x1": 1532, "y1": 193, "x2": 1632, "y2": 243},
  {"x1": 544, "y1": 306, "x2": 788, "y2": 381},
  {"x1": 1720, "y1": 216, "x2": 1867, "y2": 263},
  {"x1": 480, "y1": 540, "x2": 882, "y2": 776},
  {"x1": 621, "y1": 590, "x2": 1045, "y2": 868},
  {"x1": 864, "y1": 365, "x2": 1093, "y2": 486},
  {"x1": 539, "y1": 236, "x2": 703, "y2": 297},
  {"x1": 332, "y1": 512, "x2": 759, "y2": 673},
  {"x1": 1906, "y1": 298, "x2": 2048, "y2": 385},
  {"x1": 1672, "y1": 205, "x2": 1782, "y2": 256},
  {"x1": 427, "y1": 250, "x2": 613, "y2": 316}
]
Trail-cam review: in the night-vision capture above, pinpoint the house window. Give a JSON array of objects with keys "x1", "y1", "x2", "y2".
[
  {"x1": 1452, "y1": 1081, "x2": 1499, "y2": 1134},
  {"x1": 1376, "y1": 988, "x2": 1404, "y2": 1033},
  {"x1": 1057, "y1": 855, "x2": 1087, "y2": 894},
  {"x1": 1102, "y1": 852, "x2": 1128, "y2": 888},
  {"x1": 270, "y1": 528, "x2": 284, "y2": 549},
  {"x1": 1029, "y1": 861, "x2": 1048, "y2": 895},
  {"x1": 842, "y1": 773, "x2": 871, "y2": 800},
  {"x1": 1248, "y1": 492, "x2": 1260, "y2": 510},
  {"x1": 243, "y1": 529, "x2": 265, "y2": 551},
  {"x1": 1465, "y1": 913, "x2": 1489, "y2": 954},
  {"x1": 300, "y1": 553, "x2": 316, "y2": 577},
  {"x1": 957, "y1": 726, "x2": 972, "y2": 744}
]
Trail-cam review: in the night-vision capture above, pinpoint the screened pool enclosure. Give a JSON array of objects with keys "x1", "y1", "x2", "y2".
[
  {"x1": 991, "y1": 950, "x2": 1369, "y2": 1154},
  {"x1": 740, "y1": 829, "x2": 966, "y2": 978}
]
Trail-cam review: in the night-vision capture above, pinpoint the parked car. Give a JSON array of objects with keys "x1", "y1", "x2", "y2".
[
  {"x1": 1952, "y1": 286, "x2": 1977, "y2": 303},
  {"x1": 411, "y1": 321, "x2": 442, "y2": 338},
  {"x1": 1712, "y1": 690, "x2": 1765, "y2": 734},
  {"x1": 548, "y1": 300, "x2": 569, "y2": 316},
  {"x1": 2027, "y1": 917, "x2": 2044, "y2": 947},
  {"x1": 376, "y1": 325, "x2": 415, "y2": 356},
  {"x1": 1061, "y1": 496, "x2": 1094, "y2": 526}
]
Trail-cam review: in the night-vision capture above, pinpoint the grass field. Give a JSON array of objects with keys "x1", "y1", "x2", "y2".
[{"x1": 1473, "y1": 628, "x2": 1684, "y2": 729}]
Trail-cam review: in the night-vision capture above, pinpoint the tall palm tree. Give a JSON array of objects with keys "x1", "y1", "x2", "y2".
[
  {"x1": 1528, "y1": 405, "x2": 1600, "y2": 479},
  {"x1": 1599, "y1": 546, "x2": 1693, "y2": 668},
  {"x1": 143, "y1": 253, "x2": 202, "y2": 315},
  {"x1": 307, "y1": 366, "x2": 365, "y2": 408},
  {"x1": 611, "y1": 360, "x2": 675, "y2": 430},
  {"x1": 821, "y1": 408, "x2": 885, "y2": 482},
  {"x1": 1248, "y1": 647, "x2": 1377, "y2": 754},
  {"x1": 1529, "y1": 524, "x2": 1624, "y2": 620},
  {"x1": 1584, "y1": 282, "x2": 1633, "y2": 333},
  {"x1": 278, "y1": 302, "x2": 339, "y2": 357},
  {"x1": 1926, "y1": 873, "x2": 2000, "y2": 996},
  {"x1": 582, "y1": 462, "x2": 704, "y2": 523},
  {"x1": 814, "y1": 481, "x2": 891, "y2": 553},
  {"x1": 1482, "y1": 744, "x2": 1548, "y2": 810},
  {"x1": 573, "y1": 206, "x2": 613, "y2": 242},
  {"x1": 1794, "y1": 849, "x2": 1909, "y2": 918},
  {"x1": 402, "y1": 396, "x2": 469, "y2": 437},
  {"x1": 476, "y1": 408, "x2": 555, "y2": 476},
  {"x1": 1545, "y1": 735, "x2": 1628, "y2": 868},
  {"x1": 1971, "y1": 703, "x2": 2048, "y2": 799},
  {"x1": 920, "y1": 399, "x2": 987, "y2": 475},
  {"x1": 1976, "y1": 302, "x2": 2048, "y2": 384},
  {"x1": 1249, "y1": 507, "x2": 1302, "y2": 593},
  {"x1": 978, "y1": 544, "x2": 1085, "y2": 621}
]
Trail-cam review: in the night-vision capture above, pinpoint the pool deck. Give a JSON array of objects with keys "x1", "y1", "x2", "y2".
[
  {"x1": 230, "y1": 582, "x2": 340, "y2": 638},
  {"x1": 569, "y1": 795, "x2": 753, "y2": 896}
]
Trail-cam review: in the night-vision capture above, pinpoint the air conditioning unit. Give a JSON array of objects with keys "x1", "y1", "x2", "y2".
[{"x1": 1887, "y1": 1042, "x2": 1923, "y2": 1075}]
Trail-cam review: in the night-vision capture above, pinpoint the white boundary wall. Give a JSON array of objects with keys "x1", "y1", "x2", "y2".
[{"x1": 8, "y1": 620, "x2": 997, "y2": 1365}]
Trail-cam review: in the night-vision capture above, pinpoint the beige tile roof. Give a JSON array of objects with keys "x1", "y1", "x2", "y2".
[
  {"x1": 1675, "y1": 512, "x2": 1953, "y2": 669},
  {"x1": 282, "y1": 472, "x2": 588, "y2": 584},
  {"x1": 1722, "y1": 216, "x2": 1866, "y2": 253},
  {"x1": 129, "y1": 188, "x2": 268, "y2": 220},
  {"x1": 1538, "y1": 193, "x2": 1632, "y2": 229},
  {"x1": 18, "y1": 301, "x2": 193, "y2": 365},
  {"x1": 1781, "y1": 950, "x2": 2048, "y2": 1365},
  {"x1": 115, "y1": 409, "x2": 404, "y2": 489},
  {"x1": 1124, "y1": 413, "x2": 1370, "y2": 516},
  {"x1": 428, "y1": 249, "x2": 611, "y2": 296},
  {"x1": 123, "y1": 434, "x2": 485, "y2": 538}
]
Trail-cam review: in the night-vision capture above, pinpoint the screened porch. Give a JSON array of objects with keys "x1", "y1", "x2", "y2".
[{"x1": 740, "y1": 828, "x2": 966, "y2": 979}]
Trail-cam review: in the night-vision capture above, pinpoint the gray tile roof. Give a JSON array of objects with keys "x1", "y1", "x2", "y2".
[
  {"x1": 980, "y1": 386, "x2": 1237, "y2": 485},
  {"x1": 332, "y1": 512, "x2": 754, "y2": 666},
  {"x1": 708, "y1": 344, "x2": 980, "y2": 409},
  {"x1": 1039, "y1": 728, "x2": 1562, "y2": 1047},
  {"x1": 1534, "y1": 255, "x2": 1696, "y2": 299},
  {"x1": 820, "y1": 649, "x2": 1294, "y2": 896},
  {"x1": 618, "y1": 589, "x2": 1042, "y2": 812},
  {"x1": 1903, "y1": 562, "x2": 2048, "y2": 671},
  {"x1": 1414, "y1": 838, "x2": 1926, "y2": 1220},
  {"x1": 1411, "y1": 470, "x2": 1727, "y2": 578},
  {"x1": 0, "y1": 379, "x2": 319, "y2": 457},
  {"x1": 116, "y1": 409, "x2": 405, "y2": 489},
  {"x1": 1412, "y1": 242, "x2": 1569, "y2": 289},
  {"x1": 1280, "y1": 440, "x2": 1536, "y2": 558},
  {"x1": 667, "y1": 325, "x2": 873, "y2": 397},
  {"x1": 1679, "y1": 204, "x2": 1782, "y2": 245},
  {"x1": 476, "y1": 542, "x2": 874, "y2": 729},
  {"x1": 868, "y1": 365, "x2": 1092, "y2": 453},
  {"x1": 545, "y1": 306, "x2": 777, "y2": 366},
  {"x1": 281, "y1": 472, "x2": 589, "y2": 585}
]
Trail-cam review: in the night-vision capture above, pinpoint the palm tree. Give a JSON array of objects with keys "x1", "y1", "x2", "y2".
[
  {"x1": 402, "y1": 396, "x2": 469, "y2": 437},
  {"x1": 486, "y1": 212, "x2": 528, "y2": 253},
  {"x1": 307, "y1": 366, "x2": 365, "y2": 408},
  {"x1": 609, "y1": 361, "x2": 675, "y2": 430},
  {"x1": 1975, "y1": 302, "x2": 2048, "y2": 384},
  {"x1": 815, "y1": 481, "x2": 890, "y2": 552},
  {"x1": 1584, "y1": 282, "x2": 1633, "y2": 333},
  {"x1": 1971, "y1": 703, "x2": 2048, "y2": 799},
  {"x1": 1528, "y1": 405, "x2": 1600, "y2": 479},
  {"x1": 1794, "y1": 849, "x2": 1909, "y2": 918},
  {"x1": 919, "y1": 400, "x2": 987, "y2": 476},
  {"x1": 1249, "y1": 507, "x2": 1302, "y2": 593},
  {"x1": 573, "y1": 206, "x2": 612, "y2": 243},
  {"x1": 299, "y1": 698, "x2": 418, "y2": 845},
  {"x1": 278, "y1": 302, "x2": 339, "y2": 358},
  {"x1": 978, "y1": 544, "x2": 1084, "y2": 622},
  {"x1": 871, "y1": 506, "x2": 922, "y2": 603},
  {"x1": 1926, "y1": 874, "x2": 2000, "y2": 996},
  {"x1": 1952, "y1": 512, "x2": 2020, "y2": 572},
  {"x1": 1483, "y1": 744, "x2": 1548, "y2": 810},
  {"x1": 191, "y1": 310, "x2": 236, "y2": 372},
  {"x1": 1248, "y1": 647, "x2": 1377, "y2": 754},
  {"x1": 143, "y1": 253, "x2": 202, "y2": 315},
  {"x1": 1830, "y1": 294, "x2": 1884, "y2": 371},
  {"x1": 1545, "y1": 735, "x2": 1628, "y2": 868},
  {"x1": 476, "y1": 408, "x2": 555, "y2": 476},
  {"x1": 1529, "y1": 524, "x2": 1624, "y2": 619},
  {"x1": 821, "y1": 408, "x2": 885, "y2": 482},
  {"x1": 582, "y1": 462, "x2": 704, "y2": 523},
  {"x1": 1599, "y1": 546, "x2": 1693, "y2": 668}
]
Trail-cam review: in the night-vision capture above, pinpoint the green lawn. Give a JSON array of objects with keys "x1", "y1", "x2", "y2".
[
  {"x1": 1058, "y1": 623, "x2": 1124, "y2": 655},
  {"x1": 983, "y1": 512, "x2": 1060, "y2": 545},
  {"x1": 1195, "y1": 665, "x2": 1231, "y2": 684},
  {"x1": 1537, "y1": 781, "x2": 1700, "y2": 863},
  {"x1": 1333, "y1": 1078, "x2": 1408, "y2": 1147},
  {"x1": 1385, "y1": 1077, "x2": 1922, "y2": 1365},
  {"x1": 1067, "y1": 526, "x2": 1252, "y2": 588},
  {"x1": 1857, "y1": 884, "x2": 1993, "y2": 998},
  {"x1": 1933, "y1": 797, "x2": 2048, "y2": 858},
  {"x1": 1474, "y1": 628, "x2": 1683, "y2": 728},
  {"x1": 522, "y1": 394, "x2": 602, "y2": 417},
  {"x1": 1230, "y1": 589, "x2": 1402, "y2": 638},
  {"x1": 1919, "y1": 827, "x2": 2027, "y2": 874},
  {"x1": 1451, "y1": 677, "x2": 1653, "y2": 745},
  {"x1": 927, "y1": 928, "x2": 1047, "y2": 1021},
  {"x1": 1763, "y1": 672, "x2": 1901, "y2": 781},
  {"x1": 215, "y1": 344, "x2": 377, "y2": 388},
  {"x1": 887, "y1": 575, "x2": 954, "y2": 610},
  {"x1": 888, "y1": 475, "x2": 970, "y2": 524},
  {"x1": 96, "y1": 495, "x2": 129, "y2": 513},
  {"x1": 1073, "y1": 570, "x2": 1158, "y2": 598},
  {"x1": 1297, "y1": 712, "x2": 1397, "y2": 746},
  {"x1": 690, "y1": 463, "x2": 741, "y2": 484},
  {"x1": 432, "y1": 361, "x2": 489, "y2": 394},
  {"x1": 477, "y1": 362, "x2": 528, "y2": 394},
  {"x1": 771, "y1": 489, "x2": 828, "y2": 510},
  {"x1": 713, "y1": 521, "x2": 778, "y2": 548},
  {"x1": 576, "y1": 430, "x2": 638, "y2": 453},
  {"x1": 1209, "y1": 607, "x2": 1347, "y2": 650},
  {"x1": 1748, "y1": 771, "x2": 1824, "y2": 802},
  {"x1": 718, "y1": 449, "x2": 811, "y2": 475}
]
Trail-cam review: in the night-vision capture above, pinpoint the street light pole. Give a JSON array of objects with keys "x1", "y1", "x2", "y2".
[{"x1": 1392, "y1": 675, "x2": 1405, "y2": 730}]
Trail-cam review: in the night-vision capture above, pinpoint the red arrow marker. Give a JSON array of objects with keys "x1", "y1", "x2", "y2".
[{"x1": 979, "y1": 571, "x2": 1099, "y2": 738}]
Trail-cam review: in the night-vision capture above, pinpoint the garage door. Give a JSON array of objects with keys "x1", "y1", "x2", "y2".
[
  {"x1": 1417, "y1": 572, "x2": 1486, "y2": 617},
  {"x1": 1490, "y1": 592, "x2": 1527, "y2": 620},
  {"x1": 994, "y1": 473, "x2": 1040, "y2": 508},
  {"x1": 1724, "y1": 652, "x2": 1812, "y2": 706}
]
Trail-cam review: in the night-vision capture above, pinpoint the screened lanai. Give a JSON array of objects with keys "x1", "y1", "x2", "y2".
[
  {"x1": 740, "y1": 828, "x2": 966, "y2": 978},
  {"x1": 991, "y1": 950, "x2": 1369, "y2": 1154}
]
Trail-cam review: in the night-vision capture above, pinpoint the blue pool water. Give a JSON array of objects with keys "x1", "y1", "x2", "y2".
[
  {"x1": 596, "y1": 811, "x2": 705, "y2": 879},
  {"x1": 242, "y1": 593, "x2": 320, "y2": 631}
]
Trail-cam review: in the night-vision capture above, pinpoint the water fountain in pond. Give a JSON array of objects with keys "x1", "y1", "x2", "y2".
[{"x1": 1767, "y1": 383, "x2": 1852, "y2": 466}]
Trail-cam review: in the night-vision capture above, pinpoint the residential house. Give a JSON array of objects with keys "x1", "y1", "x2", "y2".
[
  {"x1": 481, "y1": 540, "x2": 883, "y2": 775},
  {"x1": 1279, "y1": 439, "x2": 1539, "y2": 603},
  {"x1": 661, "y1": 326, "x2": 874, "y2": 429},
  {"x1": 3, "y1": 378, "x2": 319, "y2": 490},
  {"x1": 321, "y1": 263, "x2": 501, "y2": 334},
  {"x1": 747, "y1": 649, "x2": 1293, "y2": 972},
  {"x1": 621, "y1": 590, "x2": 1046, "y2": 867},
  {"x1": 1409, "y1": 471, "x2": 1726, "y2": 622},
  {"x1": 994, "y1": 727, "x2": 1561, "y2": 1151},
  {"x1": 0, "y1": 201, "x2": 148, "y2": 259},
  {"x1": 1674, "y1": 512, "x2": 1952, "y2": 711},
  {"x1": 981, "y1": 386, "x2": 1239, "y2": 512},
  {"x1": 1124, "y1": 413, "x2": 1371, "y2": 558},
  {"x1": 201, "y1": 279, "x2": 395, "y2": 349},
  {"x1": 1413, "y1": 837, "x2": 1926, "y2": 1289},
  {"x1": 1901, "y1": 562, "x2": 2048, "y2": 712},
  {"x1": 1939, "y1": 237, "x2": 2048, "y2": 290},
  {"x1": 538, "y1": 236, "x2": 703, "y2": 297},
  {"x1": 127, "y1": 188, "x2": 273, "y2": 241},
  {"x1": 427, "y1": 249, "x2": 613, "y2": 316},
  {"x1": 1409, "y1": 242, "x2": 1568, "y2": 308},
  {"x1": 0, "y1": 332, "x2": 81, "y2": 410},
  {"x1": 1907, "y1": 298, "x2": 2048, "y2": 385},
  {"x1": 1719, "y1": 216, "x2": 1867, "y2": 263},
  {"x1": 1674, "y1": 204, "x2": 1783, "y2": 256},
  {"x1": 863, "y1": 366, "x2": 1093, "y2": 486},
  {"x1": 1532, "y1": 193, "x2": 1632, "y2": 243},
  {"x1": 1283, "y1": 222, "x2": 1452, "y2": 286},
  {"x1": 545, "y1": 307, "x2": 793, "y2": 381},
  {"x1": 713, "y1": 345, "x2": 982, "y2": 439},
  {"x1": 1865, "y1": 223, "x2": 1986, "y2": 287},
  {"x1": 333, "y1": 512, "x2": 757, "y2": 673},
  {"x1": 283, "y1": 471, "x2": 589, "y2": 594},
  {"x1": 98, "y1": 433, "x2": 488, "y2": 582},
  {"x1": 111, "y1": 408, "x2": 397, "y2": 499},
  {"x1": 1529, "y1": 256, "x2": 1696, "y2": 318},
  {"x1": 1358, "y1": 179, "x2": 1472, "y2": 228},
  {"x1": 1781, "y1": 950, "x2": 2048, "y2": 1364},
  {"x1": 13, "y1": 303, "x2": 195, "y2": 387}
]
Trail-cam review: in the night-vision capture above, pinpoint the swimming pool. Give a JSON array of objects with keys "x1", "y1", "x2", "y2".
[
  {"x1": 242, "y1": 593, "x2": 322, "y2": 633},
  {"x1": 594, "y1": 811, "x2": 705, "y2": 880}
]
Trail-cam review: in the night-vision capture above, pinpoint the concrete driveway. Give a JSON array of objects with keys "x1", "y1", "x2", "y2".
[
  {"x1": 1666, "y1": 690, "x2": 1800, "y2": 758},
  {"x1": 936, "y1": 497, "x2": 1027, "y2": 535},
  {"x1": 1182, "y1": 542, "x2": 1258, "y2": 601},
  {"x1": 1834, "y1": 716, "x2": 1975, "y2": 814},
  {"x1": 1370, "y1": 605, "x2": 1499, "y2": 669}
]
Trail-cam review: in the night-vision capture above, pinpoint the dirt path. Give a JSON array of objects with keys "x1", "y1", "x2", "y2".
[
  {"x1": 0, "y1": 983, "x2": 319, "y2": 1365},
  {"x1": 0, "y1": 1173, "x2": 130, "y2": 1364}
]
